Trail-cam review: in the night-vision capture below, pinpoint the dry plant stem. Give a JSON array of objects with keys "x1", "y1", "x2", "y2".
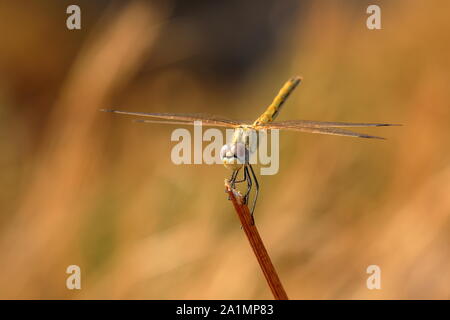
[{"x1": 225, "y1": 180, "x2": 289, "y2": 300}]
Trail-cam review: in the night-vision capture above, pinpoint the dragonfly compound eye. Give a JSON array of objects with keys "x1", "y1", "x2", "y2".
[
  {"x1": 234, "y1": 143, "x2": 248, "y2": 163},
  {"x1": 220, "y1": 143, "x2": 248, "y2": 170},
  {"x1": 220, "y1": 144, "x2": 231, "y2": 161}
]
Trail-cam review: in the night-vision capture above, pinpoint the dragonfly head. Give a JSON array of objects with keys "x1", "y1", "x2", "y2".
[{"x1": 220, "y1": 142, "x2": 248, "y2": 170}]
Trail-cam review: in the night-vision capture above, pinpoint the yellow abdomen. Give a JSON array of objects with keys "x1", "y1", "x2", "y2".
[{"x1": 253, "y1": 76, "x2": 302, "y2": 126}]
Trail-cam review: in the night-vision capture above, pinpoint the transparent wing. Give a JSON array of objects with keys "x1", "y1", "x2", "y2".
[
  {"x1": 101, "y1": 109, "x2": 241, "y2": 128},
  {"x1": 257, "y1": 123, "x2": 387, "y2": 139},
  {"x1": 266, "y1": 120, "x2": 401, "y2": 128},
  {"x1": 132, "y1": 118, "x2": 239, "y2": 128}
]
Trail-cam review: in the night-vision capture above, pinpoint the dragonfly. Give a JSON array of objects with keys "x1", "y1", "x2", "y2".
[{"x1": 102, "y1": 76, "x2": 398, "y2": 221}]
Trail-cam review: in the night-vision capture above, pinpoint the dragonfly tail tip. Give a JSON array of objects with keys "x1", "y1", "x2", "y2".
[{"x1": 291, "y1": 75, "x2": 303, "y2": 84}]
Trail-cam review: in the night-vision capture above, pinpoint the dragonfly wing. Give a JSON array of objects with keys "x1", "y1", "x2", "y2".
[
  {"x1": 101, "y1": 109, "x2": 241, "y2": 128},
  {"x1": 132, "y1": 118, "x2": 241, "y2": 128},
  {"x1": 258, "y1": 123, "x2": 386, "y2": 139},
  {"x1": 268, "y1": 120, "x2": 401, "y2": 128}
]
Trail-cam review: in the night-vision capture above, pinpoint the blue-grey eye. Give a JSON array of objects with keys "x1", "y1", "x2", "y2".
[{"x1": 220, "y1": 144, "x2": 230, "y2": 160}]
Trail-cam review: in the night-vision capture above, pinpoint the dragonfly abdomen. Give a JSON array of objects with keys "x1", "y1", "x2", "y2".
[{"x1": 253, "y1": 76, "x2": 302, "y2": 126}]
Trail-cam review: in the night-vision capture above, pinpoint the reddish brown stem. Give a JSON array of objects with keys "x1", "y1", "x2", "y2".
[{"x1": 225, "y1": 180, "x2": 289, "y2": 300}]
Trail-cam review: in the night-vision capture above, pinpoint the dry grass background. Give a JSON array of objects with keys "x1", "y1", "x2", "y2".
[{"x1": 0, "y1": 0, "x2": 449, "y2": 299}]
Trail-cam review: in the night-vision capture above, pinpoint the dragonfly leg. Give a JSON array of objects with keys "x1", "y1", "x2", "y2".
[
  {"x1": 248, "y1": 164, "x2": 259, "y2": 224},
  {"x1": 227, "y1": 169, "x2": 239, "y2": 199},
  {"x1": 243, "y1": 166, "x2": 252, "y2": 205},
  {"x1": 234, "y1": 166, "x2": 247, "y2": 185},
  {"x1": 229, "y1": 169, "x2": 239, "y2": 187}
]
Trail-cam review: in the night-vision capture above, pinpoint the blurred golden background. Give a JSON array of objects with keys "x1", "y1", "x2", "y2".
[{"x1": 0, "y1": 0, "x2": 449, "y2": 299}]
